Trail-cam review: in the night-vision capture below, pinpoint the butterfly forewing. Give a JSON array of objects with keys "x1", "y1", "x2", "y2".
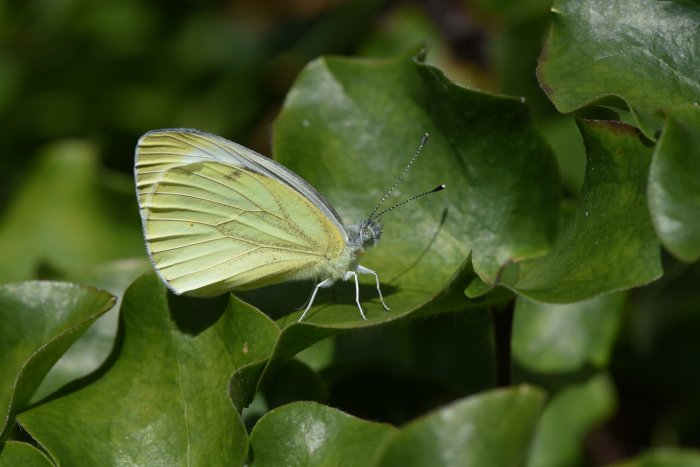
[
  {"x1": 135, "y1": 132, "x2": 347, "y2": 296},
  {"x1": 136, "y1": 129, "x2": 348, "y2": 241}
]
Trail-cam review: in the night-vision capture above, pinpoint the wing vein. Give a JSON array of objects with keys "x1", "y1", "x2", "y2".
[
  {"x1": 148, "y1": 218, "x2": 325, "y2": 256},
  {"x1": 167, "y1": 247, "x2": 261, "y2": 280}
]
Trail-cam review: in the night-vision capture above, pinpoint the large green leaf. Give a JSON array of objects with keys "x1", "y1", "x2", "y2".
[
  {"x1": 250, "y1": 401, "x2": 398, "y2": 467},
  {"x1": 648, "y1": 107, "x2": 700, "y2": 262},
  {"x1": 513, "y1": 293, "x2": 625, "y2": 374},
  {"x1": 0, "y1": 441, "x2": 53, "y2": 467},
  {"x1": 509, "y1": 119, "x2": 662, "y2": 302},
  {"x1": 0, "y1": 141, "x2": 145, "y2": 283},
  {"x1": 0, "y1": 281, "x2": 115, "y2": 441},
  {"x1": 250, "y1": 387, "x2": 544, "y2": 467},
  {"x1": 271, "y1": 52, "x2": 559, "y2": 323},
  {"x1": 378, "y1": 386, "x2": 545, "y2": 467},
  {"x1": 17, "y1": 273, "x2": 278, "y2": 466},
  {"x1": 527, "y1": 374, "x2": 616, "y2": 467},
  {"x1": 537, "y1": 0, "x2": 700, "y2": 139}
]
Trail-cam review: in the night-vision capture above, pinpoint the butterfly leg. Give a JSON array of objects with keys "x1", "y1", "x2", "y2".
[
  {"x1": 298, "y1": 278, "x2": 333, "y2": 322},
  {"x1": 357, "y1": 265, "x2": 390, "y2": 311},
  {"x1": 297, "y1": 284, "x2": 317, "y2": 311},
  {"x1": 344, "y1": 271, "x2": 366, "y2": 320}
]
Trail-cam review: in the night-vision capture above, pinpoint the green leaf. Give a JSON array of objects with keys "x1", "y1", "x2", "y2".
[
  {"x1": 272, "y1": 52, "x2": 559, "y2": 323},
  {"x1": 0, "y1": 281, "x2": 115, "y2": 441},
  {"x1": 537, "y1": 0, "x2": 700, "y2": 139},
  {"x1": 513, "y1": 293, "x2": 625, "y2": 374},
  {"x1": 378, "y1": 386, "x2": 545, "y2": 467},
  {"x1": 17, "y1": 273, "x2": 279, "y2": 466},
  {"x1": 527, "y1": 374, "x2": 616, "y2": 467},
  {"x1": 250, "y1": 401, "x2": 398, "y2": 467},
  {"x1": 0, "y1": 141, "x2": 145, "y2": 283},
  {"x1": 0, "y1": 441, "x2": 53, "y2": 467},
  {"x1": 648, "y1": 107, "x2": 700, "y2": 262},
  {"x1": 30, "y1": 259, "x2": 150, "y2": 403},
  {"x1": 510, "y1": 119, "x2": 662, "y2": 302},
  {"x1": 611, "y1": 448, "x2": 700, "y2": 467}
]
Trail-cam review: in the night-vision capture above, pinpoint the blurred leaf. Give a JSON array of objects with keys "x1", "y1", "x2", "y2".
[
  {"x1": 513, "y1": 293, "x2": 625, "y2": 374},
  {"x1": 511, "y1": 119, "x2": 662, "y2": 302},
  {"x1": 273, "y1": 52, "x2": 559, "y2": 322},
  {"x1": 250, "y1": 401, "x2": 397, "y2": 467},
  {"x1": 378, "y1": 386, "x2": 545, "y2": 467},
  {"x1": 648, "y1": 107, "x2": 700, "y2": 262},
  {"x1": 527, "y1": 374, "x2": 616, "y2": 467},
  {"x1": 0, "y1": 141, "x2": 144, "y2": 283},
  {"x1": 612, "y1": 448, "x2": 700, "y2": 467},
  {"x1": 0, "y1": 441, "x2": 53, "y2": 467},
  {"x1": 17, "y1": 273, "x2": 278, "y2": 466},
  {"x1": 31, "y1": 259, "x2": 149, "y2": 403},
  {"x1": 538, "y1": 116, "x2": 587, "y2": 195},
  {"x1": 0, "y1": 281, "x2": 115, "y2": 440},
  {"x1": 489, "y1": 4, "x2": 554, "y2": 116},
  {"x1": 357, "y1": 5, "x2": 480, "y2": 88},
  {"x1": 358, "y1": 6, "x2": 441, "y2": 58},
  {"x1": 537, "y1": 0, "x2": 700, "y2": 139}
]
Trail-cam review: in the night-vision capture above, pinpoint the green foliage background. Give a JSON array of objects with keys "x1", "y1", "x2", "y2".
[{"x1": 1, "y1": 0, "x2": 699, "y2": 465}]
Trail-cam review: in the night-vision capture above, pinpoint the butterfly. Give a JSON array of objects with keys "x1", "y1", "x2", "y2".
[{"x1": 134, "y1": 128, "x2": 443, "y2": 321}]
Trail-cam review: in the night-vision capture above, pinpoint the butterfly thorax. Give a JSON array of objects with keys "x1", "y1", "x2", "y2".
[{"x1": 304, "y1": 219, "x2": 381, "y2": 284}]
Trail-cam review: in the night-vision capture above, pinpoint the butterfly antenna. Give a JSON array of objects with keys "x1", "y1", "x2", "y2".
[
  {"x1": 372, "y1": 184, "x2": 446, "y2": 220},
  {"x1": 367, "y1": 132, "x2": 430, "y2": 221}
]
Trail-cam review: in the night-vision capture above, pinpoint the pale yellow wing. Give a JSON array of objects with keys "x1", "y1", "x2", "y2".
[{"x1": 135, "y1": 131, "x2": 346, "y2": 296}]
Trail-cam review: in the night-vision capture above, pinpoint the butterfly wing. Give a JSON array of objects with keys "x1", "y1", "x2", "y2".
[
  {"x1": 135, "y1": 130, "x2": 348, "y2": 296},
  {"x1": 136, "y1": 128, "x2": 348, "y2": 241}
]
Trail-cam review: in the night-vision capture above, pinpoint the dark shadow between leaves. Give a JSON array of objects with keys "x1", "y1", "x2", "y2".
[
  {"x1": 168, "y1": 292, "x2": 229, "y2": 336},
  {"x1": 512, "y1": 360, "x2": 603, "y2": 392}
]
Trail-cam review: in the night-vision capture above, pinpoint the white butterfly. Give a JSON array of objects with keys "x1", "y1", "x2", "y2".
[{"x1": 135, "y1": 129, "x2": 442, "y2": 321}]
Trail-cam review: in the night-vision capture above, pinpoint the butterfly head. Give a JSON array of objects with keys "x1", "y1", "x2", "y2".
[{"x1": 358, "y1": 219, "x2": 382, "y2": 248}]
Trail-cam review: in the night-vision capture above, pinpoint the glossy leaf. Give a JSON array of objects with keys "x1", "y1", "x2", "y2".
[
  {"x1": 272, "y1": 52, "x2": 559, "y2": 323},
  {"x1": 648, "y1": 107, "x2": 700, "y2": 262},
  {"x1": 0, "y1": 441, "x2": 53, "y2": 467},
  {"x1": 510, "y1": 120, "x2": 662, "y2": 302},
  {"x1": 250, "y1": 401, "x2": 397, "y2": 467},
  {"x1": 0, "y1": 281, "x2": 115, "y2": 440},
  {"x1": 378, "y1": 386, "x2": 545, "y2": 467},
  {"x1": 17, "y1": 274, "x2": 279, "y2": 466},
  {"x1": 528, "y1": 374, "x2": 616, "y2": 467},
  {"x1": 513, "y1": 293, "x2": 625, "y2": 374},
  {"x1": 537, "y1": 0, "x2": 700, "y2": 138},
  {"x1": 0, "y1": 141, "x2": 145, "y2": 283}
]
